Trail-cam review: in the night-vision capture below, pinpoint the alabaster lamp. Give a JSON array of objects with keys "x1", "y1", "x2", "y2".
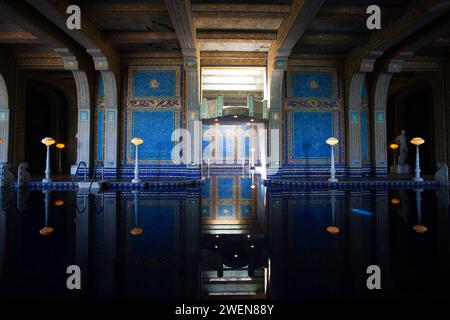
[
  {"x1": 131, "y1": 137, "x2": 144, "y2": 183},
  {"x1": 390, "y1": 143, "x2": 399, "y2": 166},
  {"x1": 410, "y1": 137, "x2": 425, "y2": 182},
  {"x1": 326, "y1": 137, "x2": 339, "y2": 183},
  {"x1": 56, "y1": 143, "x2": 65, "y2": 173},
  {"x1": 41, "y1": 137, "x2": 55, "y2": 182}
]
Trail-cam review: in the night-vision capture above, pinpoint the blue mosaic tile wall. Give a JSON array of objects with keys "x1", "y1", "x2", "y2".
[
  {"x1": 124, "y1": 65, "x2": 183, "y2": 169},
  {"x1": 291, "y1": 71, "x2": 333, "y2": 98},
  {"x1": 283, "y1": 66, "x2": 344, "y2": 176},
  {"x1": 130, "y1": 110, "x2": 175, "y2": 161},
  {"x1": 132, "y1": 70, "x2": 176, "y2": 98}
]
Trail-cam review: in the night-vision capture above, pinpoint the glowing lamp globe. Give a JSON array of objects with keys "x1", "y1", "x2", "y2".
[
  {"x1": 391, "y1": 198, "x2": 400, "y2": 205},
  {"x1": 0, "y1": 138, "x2": 3, "y2": 144},
  {"x1": 326, "y1": 137, "x2": 339, "y2": 146},
  {"x1": 250, "y1": 184, "x2": 256, "y2": 189},
  {"x1": 54, "y1": 200, "x2": 64, "y2": 206},
  {"x1": 131, "y1": 137, "x2": 144, "y2": 146},
  {"x1": 41, "y1": 137, "x2": 55, "y2": 146},
  {"x1": 327, "y1": 226, "x2": 340, "y2": 235},
  {"x1": 410, "y1": 137, "x2": 425, "y2": 146},
  {"x1": 130, "y1": 227, "x2": 144, "y2": 236},
  {"x1": 39, "y1": 226, "x2": 54, "y2": 236},
  {"x1": 56, "y1": 143, "x2": 65, "y2": 150},
  {"x1": 390, "y1": 143, "x2": 399, "y2": 150}
]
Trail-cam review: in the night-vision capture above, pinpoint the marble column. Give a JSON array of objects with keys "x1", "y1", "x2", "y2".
[
  {"x1": 184, "y1": 52, "x2": 201, "y2": 171},
  {"x1": 371, "y1": 73, "x2": 392, "y2": 177},
  {"x1": 0, "y1": 74, "x2": 9, "y2": 164},
  {"x1": 100, "y1": 71, "x2": 118, "y2": 174},
  {"x1": 446, "y1": 62, "x2": 450, "y2": 165},
  {"x1": 347, "y1": 73, "x2": 366, "y2": 176},
  {"x1": 72, "y1": 71, "x2": 92, "y2": 169},
  {"x1": 268, "y1": 56, "x2": 287, "y2": 174}
]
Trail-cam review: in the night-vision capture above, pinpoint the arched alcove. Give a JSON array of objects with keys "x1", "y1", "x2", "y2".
[
  {"x1": 24, "y1": 82, "x2": 69, "y2": 175},
  {"x1": 387, "y1": 84, "x2": 435, "y2": 175}
]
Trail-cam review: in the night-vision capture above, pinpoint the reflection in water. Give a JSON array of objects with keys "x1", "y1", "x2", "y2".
[
  {"x1": 201, "y1": 174, "x2": 267, "y2": 298},
  {"x1": 39, "y1": 191, "x2": 54, "y2": 236},
  {"x1": 0, "y1": 176, "x2": 449, "y2": 300}
]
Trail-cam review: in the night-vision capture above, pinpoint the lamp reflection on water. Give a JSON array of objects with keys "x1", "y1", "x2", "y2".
[
  {"x1": 327, "y1": 190, "x2": 340, "y2": 235},
  {"x1": 130, "y1": 190, "x2": 143, "y2": 236},
  {"x1": 413, "y1": 189, "x2": 427, "y2": 233},
  {"x1": 39, "y1": 190, "x2": 54, "y2": 236}
]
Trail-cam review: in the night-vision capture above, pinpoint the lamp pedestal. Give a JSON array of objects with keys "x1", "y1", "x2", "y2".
[
  {"x1": 413, "y1": 145, "x2": 423, "y2": 182},
  {"x1": 328, "y1": 145, "x2": 338, "y2": 183},
  {"x1": 132, "y1": 144, "x2": 141, "y2": 183},
  {"x1": 43, "y1": 145, "x2": 53, "y2": 183}
]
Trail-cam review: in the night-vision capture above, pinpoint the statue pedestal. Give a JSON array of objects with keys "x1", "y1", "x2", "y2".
[{"x1": 390, "y1": 164, "x2": 410, "y2": 174}]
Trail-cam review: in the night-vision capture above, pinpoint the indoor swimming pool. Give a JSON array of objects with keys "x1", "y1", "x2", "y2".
[{"x1": 0, "y1": 175, "x2": 449, "y2": 301}]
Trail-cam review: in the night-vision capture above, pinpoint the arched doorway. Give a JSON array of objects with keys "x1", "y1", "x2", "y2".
[
  {"x1": 387, "y1": 84, "x2": 435, "y2": 175},
  {"x1": 24, "y1": 83, "x2": 69, "y2": 175}
]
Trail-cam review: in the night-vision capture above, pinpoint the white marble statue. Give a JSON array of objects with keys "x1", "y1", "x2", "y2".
[
  {"x1": 435, "y1": 162, "x2": 449, "y2": 186},
  {"x1": 395, "y1": 130, "x2": 408, "y2": 165}
]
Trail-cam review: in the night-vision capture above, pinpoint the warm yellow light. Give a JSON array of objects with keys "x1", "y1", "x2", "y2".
[
  {"x1": 327, "y1": 226, "x2": 340, "y2": 235},
  {"x1": 131, "y1": 137, "x2": 144, "y2": 146},
  {"x1": 41, "y1": 137, "x2": 56, "y2": 146},
  {"x1": 250, "y1": 184, "x2": 256, "y2": 189},
  {"x1": 39, "y1": 226, "x2": 54, "y2": 236},
  {"x1": 391, "y1": 198, "x2": 400, "y2": 205},
  {"x1": 233, "y1": 115, "x2": 238, "y2": 118},
  {"x1": 250, "y1": 148, "x2": 256, "y2": 152},
  {"x1": 250, "y1": 119, "x2": 254, "y2": 122},
  {"x1": 410, "y1": 137, "x2": 425, "y2": 146},
  {"x1": 390, "y1": 143, "x2": 399, "y2": 150},
  {"x1": 56, "y1": 143, "x2": 65, "y2": 150},
  {"x1": 130, "y1": 227, "x2": 144, "y2": 236},
  {"x1": 54, "y1": 200, "x2": 64, "y2": 206},
  {"x1": 0, "y1": 138, "x2": 3, "y2": 145},
  {"x1": 326, "y1": 137, "x2": 339, "y2": 146},
  {"x1": 413, "y1": 224, "x2": 428, "y2": 234}
]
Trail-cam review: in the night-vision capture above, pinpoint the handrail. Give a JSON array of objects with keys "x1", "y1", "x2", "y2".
[
  {"x1": 88, "y1": 161, "x2": 104, "y2": 192},
  {"x1": 70, "y1": 161, "x2": 87, "y2": 189}
]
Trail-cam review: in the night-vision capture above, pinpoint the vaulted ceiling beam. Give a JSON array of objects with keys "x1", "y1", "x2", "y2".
[
  {"x1": 270, "y1": 0, "x2": 326, "y2": 62},
  {"x1": 26, "y1": 0, "x2": 119, "y2": 73},
  {"x1": 102, "y1": 31, "x2": 178, "y2": 44},
  {"x1": 346, "y1": 0, "x2": 450, "y2": 73}
]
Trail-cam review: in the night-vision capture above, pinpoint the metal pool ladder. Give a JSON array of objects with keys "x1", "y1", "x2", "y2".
[{"x1": 70, "y1": 161, "x2": 88, "y2": 189}]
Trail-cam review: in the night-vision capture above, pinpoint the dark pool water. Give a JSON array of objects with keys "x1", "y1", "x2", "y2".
[{"x1": 0, "y1": 175, "x2": 449, "y2": 301}]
